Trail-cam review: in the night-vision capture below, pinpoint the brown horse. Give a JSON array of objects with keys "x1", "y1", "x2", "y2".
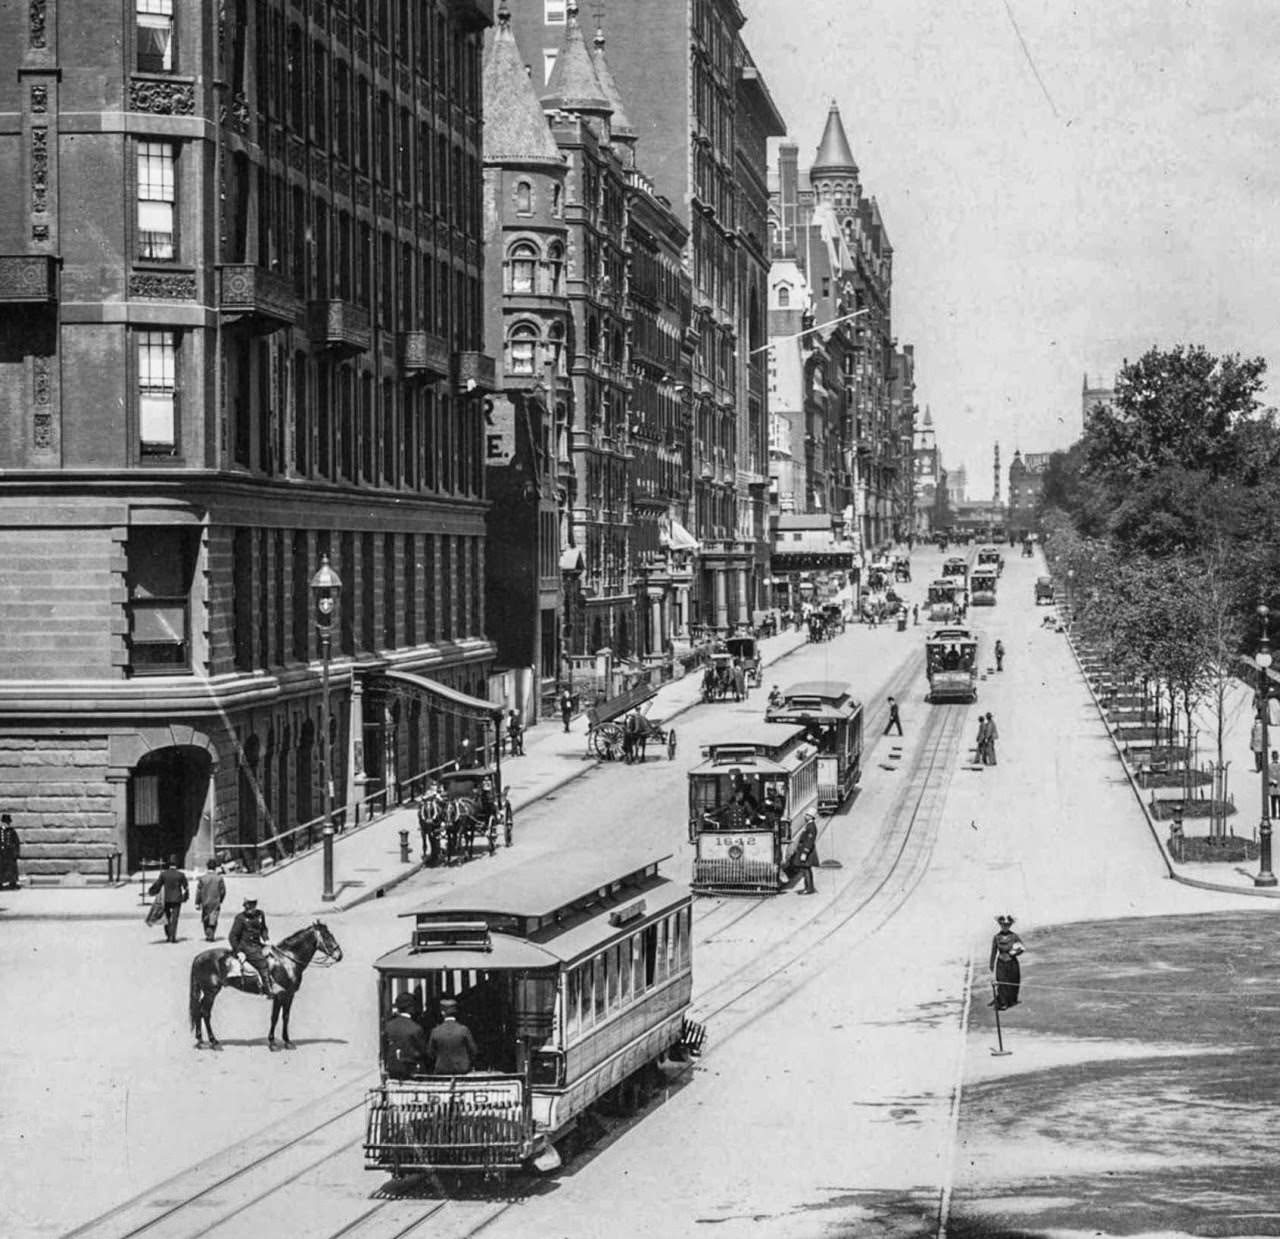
[{"x1": 188, "y1": 921, "x2": 342, "y2": 1050}]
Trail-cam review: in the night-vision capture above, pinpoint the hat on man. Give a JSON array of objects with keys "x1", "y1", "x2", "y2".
[
  {"x1": 243, "y1": 896, "x2": 259, "y2": 907},
  {"x1": 1, "y1": 813, "x2": 11, "y2": 824},
  {"x1": 439, "y1": 997, "x2": 458, "y2": 1013},
  {"x1": 393, "y1": 993, "x2": 418, "y2": 1012},
  {"x1": 996, "y1": 914, "x2": 1014, "y2": 926},
  {"x1": 804, "y1": 810, "x2": 817, "y2": 823}
]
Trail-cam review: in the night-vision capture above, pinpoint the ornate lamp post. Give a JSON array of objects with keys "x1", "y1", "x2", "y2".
[
  {"x1": 311, "y1": 555, "x2": 343, "y2": 901},
  {"x1": 1256, "y1": 604, "x2": 1276, "y2": 888}
]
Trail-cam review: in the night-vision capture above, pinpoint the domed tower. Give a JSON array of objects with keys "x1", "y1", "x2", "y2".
[{"x1": 810, "y1": 100, "x2": 861, "y2": 221}]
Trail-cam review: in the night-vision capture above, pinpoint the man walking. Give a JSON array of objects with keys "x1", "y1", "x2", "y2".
[
  {"x1": 0, "y1": 814, "x2": 20, "y2": 889},
  {"x1": 1269, "y1": 749, "x2": 1280, "y2": 820},
  {"x1": 194, "y1": 859, "x2": 226, "y2": 942},
  {"x1": 228, "y1": 896, "x2": 278, "y2": 997},
  {"x1": 975, "y1": 715, "x2": 991, "y2": 765},
  {"x1": 791, "y1": 812, "x2": 819, "y2": 894},
  {"x1": 985, "y1": 713, "x2": 999, "y2": 765},
  {"x1": 884, "y1": 696, "x2": 903, "y2": 736},
  {"x1": 506, "y1": 709, "x2": 524, "y2": 757},
  {"x1": 912, "y1": 604, "x2": 919, "y2": 626},
  {"x1": 148, "y1": 856, "x2": 189, "y2": 943},
  {"x1": 560, "y1": 688, "x2": 574, "y2": 733},
  {"x1": 994, "y1": 639, "x2": 1005, "y2": 672}
]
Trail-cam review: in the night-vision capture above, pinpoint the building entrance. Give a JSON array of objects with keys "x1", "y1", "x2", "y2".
[{"x1": 126, "y1": 746, "x2": 211, "y2": 872}]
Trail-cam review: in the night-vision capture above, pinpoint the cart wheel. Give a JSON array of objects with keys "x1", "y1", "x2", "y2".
[
  {"x1": 504, "y1": 803, "x2": 514, "y2": 847},
  {"x1": 667, "y1": 729, "x2": 677, "y2": 760}
]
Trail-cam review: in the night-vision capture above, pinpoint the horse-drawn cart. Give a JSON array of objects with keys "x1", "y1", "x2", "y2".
[
  {"x1": 585, "y1": 681, "x2": 677, "y2": 762},
  {"x1": 725, "y1": 635, "x2": 762, "y2": 688}
]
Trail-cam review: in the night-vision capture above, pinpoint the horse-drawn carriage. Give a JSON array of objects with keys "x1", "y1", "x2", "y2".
[
  {"x1": 585, "y1": 681, "x2": 677, "y2": 761},
  {"x1": 752, "y1": 608, "x2": 778, "y2": 639},
  {"x1": 417, "y1": 765, "x2": 514, "y2": 865},
  {"x1": 702, "y1": 650, "x2": 747, "y2": 701},
  {"x1": 725, "y1": 635, "x2": 762, "y2": 688},
  {"x1": 820, "y1": 601, "x2": 847, "y2": 636}
]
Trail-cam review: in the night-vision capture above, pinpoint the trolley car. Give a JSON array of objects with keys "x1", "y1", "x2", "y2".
[
  {"x1": 975, "y1": 545, "x2": 1004, "y2": 577},
  {"x1": 926, "y1": 627, "x2": 979, "y2": 703},
  {"x1": 764, "y1": 681, "x2": 863, "y2": 812},
  {"x1": 687, "y1": 722, "x2": 820, "y2": 894},
  {"x1": 969, "y1": 567, "x2": 998, "y2": 607},
  {"x1": 364, "y1": 850, "x2": 694, "y2": 1176},
  {"x1": 942, "y1": 556, "x2": 969, "y2": 589},
  {"x1": 926, "y1": 578, "x2": 958, "y2": 623}
]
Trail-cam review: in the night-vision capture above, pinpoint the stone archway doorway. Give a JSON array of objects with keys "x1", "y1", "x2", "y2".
[{"x1": 126, "y1": 746, "x2": 212, "y2": 872}]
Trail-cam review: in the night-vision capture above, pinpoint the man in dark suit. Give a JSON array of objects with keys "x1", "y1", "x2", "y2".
[
  {"x1": 384, "y1": 993, "x2": 430, "y2": 1080},
  {"x1": 428, "y1": 998, "x2": 478, "y2": 1074},
  {"x1": 0, "y1": 814, "x2": 20, "y2": 889},
  {"x1": 791, "y1": 812, "x2": 819, "y2": 894},
  {"x1": 148, "y1": 856, "x2": 189, "y2": 942}
]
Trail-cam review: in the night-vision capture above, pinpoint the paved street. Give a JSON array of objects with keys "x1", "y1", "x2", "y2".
[{"x1": 4, "y1": 547, "x2": 1277, "y2": 1239}]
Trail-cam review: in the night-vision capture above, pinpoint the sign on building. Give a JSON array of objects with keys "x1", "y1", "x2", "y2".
[{"x1": 483, "y1": 395, "x2": 517, "y2": 467}]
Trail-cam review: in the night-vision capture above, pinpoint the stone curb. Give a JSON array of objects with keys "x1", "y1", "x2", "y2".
[{"x1": 1066, "y1": 632, "x2": 1280, "y2": 900}]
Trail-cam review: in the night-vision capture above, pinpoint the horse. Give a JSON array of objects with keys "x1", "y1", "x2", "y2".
[
  {"x1": 418, "y1": 791, "x2": 448, "y2": 866},
  {"x1": 188, "y1": 921, "x2": 342, "y2": 1051}
]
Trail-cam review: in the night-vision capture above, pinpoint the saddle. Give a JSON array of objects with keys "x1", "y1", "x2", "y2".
[{"x1": 222, "y1": 948, "x2": 280, "y2": 992}]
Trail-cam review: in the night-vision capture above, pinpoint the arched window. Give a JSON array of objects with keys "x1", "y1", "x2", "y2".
[
  {"x1": 515, "y1": 180, "x2": 533, "y2": 214},
  {"x1": 544, "y1": 241, "x2": 565, "y2": 294},
  {"x1": 508, "y1": 241, "x2": 538, "y2": 294},
  {"x1": 777, "y1": 284, "x2": 790, "y2": 308},
  {"x1": 507, "y1": 321, "x2": 539, "y2": 375},
  {"x1": 545, "y1": 320, "x2": 566, "y2": 373}
]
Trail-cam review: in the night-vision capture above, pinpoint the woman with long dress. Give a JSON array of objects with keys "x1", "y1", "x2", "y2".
[{"x1": 989, "y1": 915, "x2": 1025, "y2": 1010}]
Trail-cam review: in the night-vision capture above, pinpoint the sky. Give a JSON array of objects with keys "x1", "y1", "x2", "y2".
[{"x1": 738, "y1": 0, "x2": 1280, "y2": 498}]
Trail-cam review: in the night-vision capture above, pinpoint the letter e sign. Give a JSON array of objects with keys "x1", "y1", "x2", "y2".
[{"x1": 484, "y1": 396, "x2": 516, "y2": 467}]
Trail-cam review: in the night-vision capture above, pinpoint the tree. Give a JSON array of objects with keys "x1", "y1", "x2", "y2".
[{"x1": 1084, "y1": 345, "x2": 1268, "y2": 487}]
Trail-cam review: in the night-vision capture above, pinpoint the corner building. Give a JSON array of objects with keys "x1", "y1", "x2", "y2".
[{"x1": 0, "y1": 0, "x2": 495, "y2": 882}]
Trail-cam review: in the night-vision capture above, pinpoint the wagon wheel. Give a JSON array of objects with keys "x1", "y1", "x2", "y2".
[
  {"x1": 592, "y1": 723, "x2": 623, "y2": 761},
  {"x1": 666, "y1": 728, "x2": 677, "y2": 761},
  {"x1": 503, "y1": 802, "x2": 514, "y2": 847}
]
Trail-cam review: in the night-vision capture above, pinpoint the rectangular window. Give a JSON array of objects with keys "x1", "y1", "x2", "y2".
[
  {"x1": 137, "y1": 142, "x2": 175, "y2": 261},
  {"x1": 138, "y1": 331, "x2": 178, "y2": 453},
  {"x1": 593, "y1": 954, "x2": 607, "y2": 1022},
  {"x1": 543, "y1": 49, "x2": 558, "y2": 85},
  {"x1": 544, "y1": 0, "x2": 566, "y2": 22},
  {"x1": 565, "y1": 969, "x2": 580, "y2": 1040},
  {"x1": 137, "y1": 0, "x2": 174, "y2": 72},
  {"x1": 126, "y1": 526, "x2": 197, "y2": 674}
]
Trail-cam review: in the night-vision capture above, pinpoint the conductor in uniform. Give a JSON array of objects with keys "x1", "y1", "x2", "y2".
[
  {"x1": 428, "y1": 997, "x2": 479, "y2": 1074},
  {"x1": 791, "y1": 811, "x2": 819, "y2": 894}
]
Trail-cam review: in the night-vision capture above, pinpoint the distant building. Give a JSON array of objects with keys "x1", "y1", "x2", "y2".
[
  {"x1": 914, "y1": 406, "x2": 941, "y2": 536},
  {"x1": 1007, "y1": 449, "x2": 1052, "y2": 536},
  {"x1": 947, "y1": 465, "x2": 968, "y2": 507},
  {"x1": 1083, "y1": 372, "x2": 1116, "y2": 431}
]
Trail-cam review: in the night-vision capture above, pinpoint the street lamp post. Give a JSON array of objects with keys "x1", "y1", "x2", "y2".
[
  {"x1": 311, "y1": 555, "x2": 343, "y2": 902},
  {"x1": 1256, "y1": 604, "x2": 1276, "y2": 888}
]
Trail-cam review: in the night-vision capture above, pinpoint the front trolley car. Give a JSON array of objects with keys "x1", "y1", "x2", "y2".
[
  {"x1": 926, "y1": 578, "x2": 958, "y2": 623},
  {"x1": 687, "y1": 722, "x2": 820, "y2": 894},
  {"x1": 364, "y1": 851, "x2": 694, "y2": 1176},
  {"x1": 925, "y1": 627, "x2": 980, "y2": 703},
  {"x1": 764, "y1": 681, "x2": 864, "y2": 812}
]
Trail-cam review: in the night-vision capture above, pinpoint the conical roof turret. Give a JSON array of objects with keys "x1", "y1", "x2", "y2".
[
  {"x1": 812, "y1": 99, "x2": 858, "y2": 175},
  {"x1": 483, "y1": 5, "x2": 563, "y2": 166},
  {"x1": 591, "y1": 25, "x2": 636, "y2": 141},
  {"x1": 542, "y1": 1, "x2": 610, "y2": 117}
]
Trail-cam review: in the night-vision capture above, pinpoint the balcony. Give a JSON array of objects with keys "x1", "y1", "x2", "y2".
[
  {"x1": 0, "y1": 254, "x2": 57, "y2": 304},
  {"x1": 453, "y1": 350, "x2": 496, "y2": 395},
  {"x1": 218, "y1": 264, "x2": 299, "y2": 332},
  {"x1": 398, "y1": 330, "x2": 449, "y2": 379},
  {"x1": 307, "y1": 299, "x2": 371, "y2": 354}
]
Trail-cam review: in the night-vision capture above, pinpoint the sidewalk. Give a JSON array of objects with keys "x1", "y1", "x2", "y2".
[
  {"x1": 0, "y1": 627, "x2": 809, "y2": 922},
  {"x1": 1067, "y1": 632, "x2": 1280, "y2": 900}
]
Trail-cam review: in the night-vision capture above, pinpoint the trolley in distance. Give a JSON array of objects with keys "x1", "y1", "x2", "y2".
[
  {"x1": 364, "y1": 850, "x2": 695, "y2": 1176},
  {"x1": 926, "y1": 626, "x2": 980, "y2": 703}
]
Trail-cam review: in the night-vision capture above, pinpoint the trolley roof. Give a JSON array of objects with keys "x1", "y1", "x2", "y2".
[
  {"x1": 691, "y1": 720, "x2": 813, "y2": 776},
  {"x1": 399, "y1": 849, "x2": 671, "y2": 925},
  {"x1": 767, "y1": 681, "x2": 861, "y2": 720},
  {"x1": 926, "y1": 627, "x2": 977, "y2": 644}
]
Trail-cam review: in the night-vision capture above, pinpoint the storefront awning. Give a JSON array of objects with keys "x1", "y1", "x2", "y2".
[
  {"x1": 381, "y1": 669, "x2": 504, "y2": 725},
  {"x1": 663, "y1": 520, "x2": 701, "y2": 552}
]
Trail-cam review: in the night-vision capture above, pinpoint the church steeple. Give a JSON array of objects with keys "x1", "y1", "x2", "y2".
[
  {"x1": 542, "y1": 1, "x2": 611, "y2": 119},
  {"x1": 812, "y1": 99, "x2": 859, "y2": 176},
  {"x1": 483, "y1": 4, "x2": 563, "y2": 167}
]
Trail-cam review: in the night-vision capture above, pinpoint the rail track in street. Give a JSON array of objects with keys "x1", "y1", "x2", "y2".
[{"x1": 66, "y1": 636, "x2": 974, "y2": 1239}]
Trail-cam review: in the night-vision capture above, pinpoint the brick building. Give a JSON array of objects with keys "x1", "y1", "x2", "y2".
[
  {"x1": 505, "y1": 0, "x2": 784, "y2": 633},
  {"x1": 0, "y1": 0, "x2": 494, "y2": 881},
  {"x1": 1007, "y1": 449, "x2": 1052, "y2": 538}
]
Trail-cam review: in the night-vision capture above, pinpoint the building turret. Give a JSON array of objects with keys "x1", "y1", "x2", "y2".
[
  {"x1": 591, "y1": 25, "x2": 637, "y2": 166},
  {"x1": 810, "y1": 100, "x2": 860, "y2": 219},
  {"x1": 542, "y1": 1, "x2": 611, "y2": 125},
  {"x1": 484, "y1": 6, "x2": 564, "y2": 167}
]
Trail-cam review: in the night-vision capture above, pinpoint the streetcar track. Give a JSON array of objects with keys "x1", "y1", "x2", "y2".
[{"x1": 67, "y1": 631, "x2": 954, "y2": 1239}]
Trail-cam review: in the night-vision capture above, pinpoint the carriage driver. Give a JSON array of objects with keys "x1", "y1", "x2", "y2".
[{"x1": 228, "y1": 896, "x2": 279, "y2": 998}]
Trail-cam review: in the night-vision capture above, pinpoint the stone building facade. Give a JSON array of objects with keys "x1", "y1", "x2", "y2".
[{"x1": 0, "y1": 0, "x2": 494, "y2": 881}]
